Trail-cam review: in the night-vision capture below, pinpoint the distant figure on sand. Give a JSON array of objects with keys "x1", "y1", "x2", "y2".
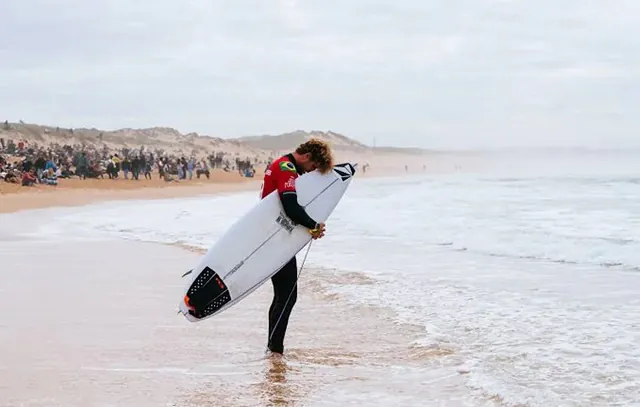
[{"x1": 259, "y1": 139, "x2": 333, "y2": 357}]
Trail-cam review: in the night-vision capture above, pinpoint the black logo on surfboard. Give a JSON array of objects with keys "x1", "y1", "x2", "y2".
[
  {"x1": 276, "y1": 211, "x2": 295, "y2": 233},
  {"x1": 333, "y1": 163, "x2": 356, "y2": 181}
]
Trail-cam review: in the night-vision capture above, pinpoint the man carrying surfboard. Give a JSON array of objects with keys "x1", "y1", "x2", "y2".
[{"x1": 260, "y1": 138, "x2": 334, "y2": 356}]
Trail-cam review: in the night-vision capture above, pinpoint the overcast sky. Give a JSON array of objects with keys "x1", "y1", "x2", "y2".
[{"x1": 1, "y1": 0, "x2": 639, "y2": 149}]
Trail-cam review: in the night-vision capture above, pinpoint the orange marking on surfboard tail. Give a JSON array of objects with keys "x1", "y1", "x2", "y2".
[{"x1": 184, "y1": 295, "x2": 195, "y2": 310}]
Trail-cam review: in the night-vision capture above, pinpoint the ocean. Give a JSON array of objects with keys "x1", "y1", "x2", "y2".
[{"x1": 2, "y1": 152, "x2": 640, "y2": 406}]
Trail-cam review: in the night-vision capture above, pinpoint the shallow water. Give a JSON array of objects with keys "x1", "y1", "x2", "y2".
[{"x1": 2, "y1": 153, "x2": 640, "y2": 406}]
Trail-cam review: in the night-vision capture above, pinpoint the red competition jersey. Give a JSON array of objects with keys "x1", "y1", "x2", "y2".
[{"x1": 260, "y1": 154, "x2": 301, "y2": 199}]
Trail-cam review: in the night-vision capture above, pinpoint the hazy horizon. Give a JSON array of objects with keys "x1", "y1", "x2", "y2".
[{"x1": 2, "y1": 1, "x2": 639, "y2": 150}]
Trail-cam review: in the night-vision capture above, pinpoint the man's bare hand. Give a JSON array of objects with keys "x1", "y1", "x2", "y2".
[{"x1": 309, "y1": 223, "x2": 326, "y2": 240}]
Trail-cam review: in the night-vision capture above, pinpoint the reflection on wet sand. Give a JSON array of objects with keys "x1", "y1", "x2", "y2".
[
  {"x1": 257, "y1": 355, "x2": 297, "y2": 406},
  {"x1": 286, "y1": 348, "x2": 361, "y2": 367}
]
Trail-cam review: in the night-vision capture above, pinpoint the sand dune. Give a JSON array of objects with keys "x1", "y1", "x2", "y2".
[{"x1": 0, "y1": 121, "x2": 432, "y2": 168}]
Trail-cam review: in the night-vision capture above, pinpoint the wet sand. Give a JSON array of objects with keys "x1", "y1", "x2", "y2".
[{"x1": 0, "y1": 239, "x2": 473, "y2": 407}]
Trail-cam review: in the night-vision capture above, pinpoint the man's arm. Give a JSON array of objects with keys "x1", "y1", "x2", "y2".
[{"x1": 276, "y1": 167, "x2": 318, "y2": 229}]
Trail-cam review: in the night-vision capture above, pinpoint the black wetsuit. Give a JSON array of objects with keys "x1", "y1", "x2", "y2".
[
  {"x1": 268, "y1": 256, "x2": 298, "y2": 353},
  {"x1": 261, "y1": 153, "x2": 318, "y2": 354}
]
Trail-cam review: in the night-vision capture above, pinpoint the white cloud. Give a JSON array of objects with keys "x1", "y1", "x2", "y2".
[
  {"x1": 275, "y1": 0, "x2": 310, "y2": 30},
  {"x1": 1, "y1": 0, "x2": 639, "y2": 148}
]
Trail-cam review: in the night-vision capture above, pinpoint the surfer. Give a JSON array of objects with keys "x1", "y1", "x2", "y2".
[{"x1": 260, "y1": 138, "x2": 334, "y2": 356}]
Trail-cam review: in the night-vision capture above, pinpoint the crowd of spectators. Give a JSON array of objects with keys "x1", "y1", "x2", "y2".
[{"x1": 0, "y1": 137, "x2": 263, "y2": 187}]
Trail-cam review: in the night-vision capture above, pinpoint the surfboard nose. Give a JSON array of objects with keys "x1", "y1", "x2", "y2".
[{"x1": 333, "y1": 162, "x2": 356, "y2": 181}]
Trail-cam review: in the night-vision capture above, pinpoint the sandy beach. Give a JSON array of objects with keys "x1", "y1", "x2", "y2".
[
  {"x1": 0, "y1": 153, "x2": 445, "y2": 215},
  {"x1": 0, "y1": 125, "x2": 481, "y2": 405},
  {"x1": 0, "y1": 120, "x2": 461, "y2": 216},
  {"x1": 4, "y1": 158, "x2": 639, "y2": 406},
  {"x1": 0, "y1": 239, "x2": 469, "y2": 407},
  {"x1": 0, "y1": 171, "x2": 262, "y2": 214},
  {"x1": 2, "y1": 1, "x2": 638, "y2": 402}
]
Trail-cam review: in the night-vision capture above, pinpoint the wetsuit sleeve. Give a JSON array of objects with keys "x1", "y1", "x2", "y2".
[{"x1": 274, "y1": 162, "x2": 318, "y2": 229}]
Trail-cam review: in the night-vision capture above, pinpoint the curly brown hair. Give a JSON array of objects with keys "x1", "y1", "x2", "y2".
[{"x1": 295, "y1": 138, "x2": 334, "y2": 174}]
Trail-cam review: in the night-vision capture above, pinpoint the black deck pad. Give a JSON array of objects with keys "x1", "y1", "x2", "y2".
[{"x1": 185, "y1": 266, "x2": 232, "y2": 319}]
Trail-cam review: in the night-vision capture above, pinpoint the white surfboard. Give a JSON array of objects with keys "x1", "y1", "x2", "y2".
[{"x1": 178, "y1": 162, "x2": 357, "y2": 322}]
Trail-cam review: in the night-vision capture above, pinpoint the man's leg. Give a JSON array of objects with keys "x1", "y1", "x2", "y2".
[{"x1": 268, "y1": 256, "x2": 298, "y2": 354}]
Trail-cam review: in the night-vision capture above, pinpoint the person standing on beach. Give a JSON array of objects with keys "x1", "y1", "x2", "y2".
[
  {"x1": 260, "y1": 139, "x2": 334, "y2": 356},
  {"x1": 76, "y1": 152, "x2": 88, "y2": 180}
]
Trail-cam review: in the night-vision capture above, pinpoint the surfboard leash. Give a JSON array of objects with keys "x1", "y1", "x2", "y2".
[{"x1": 267, "y1": 239, "x2": 314, "y2": 345}]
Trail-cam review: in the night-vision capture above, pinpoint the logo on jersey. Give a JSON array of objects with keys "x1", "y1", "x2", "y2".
[
  {"x1": 279, "y1": 161, "x2": 296, "y2": 173},
  {"x1": 284, "y1": 176, "x2": 296, "y2": 190},
  {"x1": 265, "y1": 169, "x2": 272, "y2": 176}
]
